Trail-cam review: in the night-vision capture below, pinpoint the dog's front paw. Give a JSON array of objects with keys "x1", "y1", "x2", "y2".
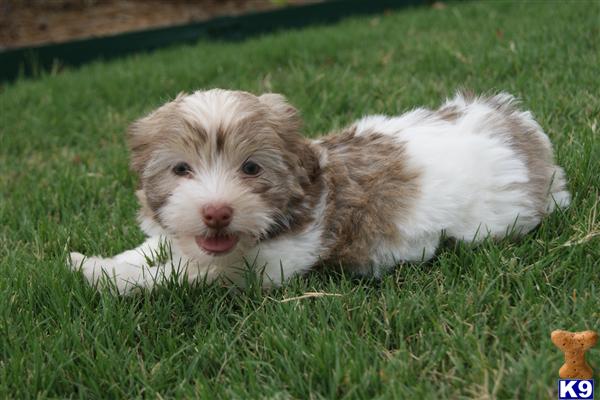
[
  {"x1": 68, "y1": 252, "x2": 86, "y2": 270},
  {"x1": 68, "y1": 252, "x2": 112, "y2": 287},
  {"x1": 67, "y1": 251, "x2": 142, "y2": 295}
]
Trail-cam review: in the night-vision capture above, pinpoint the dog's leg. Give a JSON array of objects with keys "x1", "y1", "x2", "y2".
[{"x1": 68, "y1": 236, "x2": 179, "y2": 294}]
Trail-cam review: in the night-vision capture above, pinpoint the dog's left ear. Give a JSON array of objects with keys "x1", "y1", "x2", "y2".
[
  {"x1": 259, "y1": 93, "x2": 320, "y2": 184},
  {"x1": 258, "y1": 93, "x2": 302, "y2": 139}
]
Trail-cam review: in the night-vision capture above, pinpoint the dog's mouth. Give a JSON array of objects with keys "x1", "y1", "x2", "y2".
[{"x1": 195, "y1": 233, "x2": 239, "y2": 256}]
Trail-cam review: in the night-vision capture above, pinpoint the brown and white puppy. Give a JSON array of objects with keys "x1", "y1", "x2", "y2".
[{"x1": 69, "y1": 89, "x2": 570, "y2": 293}]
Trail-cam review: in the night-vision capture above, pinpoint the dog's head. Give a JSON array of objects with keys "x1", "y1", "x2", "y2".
[{"x1": 128, "y1": 89, "x2": 321, "y2": 259}]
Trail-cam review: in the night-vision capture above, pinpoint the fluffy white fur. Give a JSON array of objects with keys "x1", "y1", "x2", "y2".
[{"x1": 69, "y1": 91, "x2": 570, "y2": 294}]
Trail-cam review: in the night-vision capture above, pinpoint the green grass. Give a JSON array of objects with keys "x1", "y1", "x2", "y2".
[{"x1": 1, "y1": 1, "x2": 599, "y2": 398}]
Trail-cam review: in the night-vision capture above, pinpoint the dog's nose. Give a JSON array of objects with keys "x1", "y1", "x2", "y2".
[{"x1": 202, "y1": 204, "x2": 234, "y2": 229}]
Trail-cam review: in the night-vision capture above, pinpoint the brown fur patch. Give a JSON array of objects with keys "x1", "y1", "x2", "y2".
[
  {"x1": 472, "y1": 94, "x2": 564, "y2": 215},
  {"x1": 215, "y1": 125, "x2": 226, "y2": 153},
  {"x1": 253, "y1": 93, "x2": 323, "y2": 236},
  {"x1": 316, "y1": 127, "x2": 420, "y2": 270},
  {"x1": 436, "y1": 104, "x2": 463, "y2": 122},
  {"x1": 127, "y1": 94, "x2": 202, "y2": 175}
]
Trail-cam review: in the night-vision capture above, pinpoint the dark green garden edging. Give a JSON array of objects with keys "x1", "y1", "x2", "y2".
[{"x1": 0, "y1": 0, "x2": 424, "y2": 83}]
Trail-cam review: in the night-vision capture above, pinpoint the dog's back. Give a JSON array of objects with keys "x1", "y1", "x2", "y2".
[{"x1": 315, "y1": 92, "x2": 570, "y2": 275}]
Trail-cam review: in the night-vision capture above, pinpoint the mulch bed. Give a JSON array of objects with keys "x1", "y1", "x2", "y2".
[{"x1": 0, "y1": 0, "x2": 321, "y2": 50}]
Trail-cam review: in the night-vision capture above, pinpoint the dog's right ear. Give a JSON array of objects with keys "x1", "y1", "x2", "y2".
[
  {"x1": 127, "y1": 94, "x2": 187, "y2": 174},
  {"x1": 127, "y1": 116, "x2": 153, "y2": 175}
]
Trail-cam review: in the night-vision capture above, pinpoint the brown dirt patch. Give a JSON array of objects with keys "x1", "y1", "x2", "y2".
[{"x1": 0, "y1": 0, "x2": 321, "y2": 50}]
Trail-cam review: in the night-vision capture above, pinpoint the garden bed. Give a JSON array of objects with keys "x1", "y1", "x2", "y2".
[{"x1": 0, "y1": 0, "x2": 321, "y2": 49}]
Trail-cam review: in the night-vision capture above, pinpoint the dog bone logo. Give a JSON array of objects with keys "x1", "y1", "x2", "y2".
[{"x1": 551, "y1": 330, "x2": 598, "y2": 379}]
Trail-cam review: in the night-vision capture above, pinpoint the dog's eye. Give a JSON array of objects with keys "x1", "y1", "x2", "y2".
[
  {"x1": 241, "y1": 160, "x2": 262, "y2": 176},
  {"x1": 173, "y1": 162, "x2": 192, "y2": 176}
]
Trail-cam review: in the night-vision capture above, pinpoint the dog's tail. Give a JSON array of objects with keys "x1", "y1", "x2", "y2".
[{"x1": 545, "y1": 166, "x2": 571, "y2": 213}]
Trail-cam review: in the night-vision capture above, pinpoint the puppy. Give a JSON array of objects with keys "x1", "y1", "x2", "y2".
[{"x1": 69, "y1": 89, "x2": 570, "y2": 293}]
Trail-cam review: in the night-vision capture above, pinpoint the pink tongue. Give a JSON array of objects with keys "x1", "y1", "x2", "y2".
[{"x1": 195, "y1": 235, "x2": 238, "y2": 253}]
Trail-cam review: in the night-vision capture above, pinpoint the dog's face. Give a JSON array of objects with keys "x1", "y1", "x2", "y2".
[{"x1": 128, "y1": 89, "x2": 320, "y2": 259}]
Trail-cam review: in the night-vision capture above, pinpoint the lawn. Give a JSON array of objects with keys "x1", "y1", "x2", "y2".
[{"x1": 1, "y1": 1, "x2": 599, "y2": 398}]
